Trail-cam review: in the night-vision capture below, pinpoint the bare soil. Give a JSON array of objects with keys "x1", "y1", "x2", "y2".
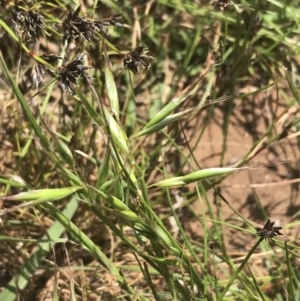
[{"x1": 188, "y1": 89, "x2": 300, "y2": 249}]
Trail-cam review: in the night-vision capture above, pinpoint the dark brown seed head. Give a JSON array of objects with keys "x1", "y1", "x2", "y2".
[
  {"x1": 10, "y1": 5, "x2": 45, "y2": 41},
  {"x1": 255, "y1": 218, "x2": 284, "y2": 241},
  {"x1": 32, "y1": 54, "x2": 62, "y2": 88},
  {"x1": 122, "y1": 46, "x2": 153, "y2": 74},
  {"x1": 56, "y1": 53, "x2": 92, "y2": 94},
  {"x1": 62, "y1": 6, "x2": 96, "y2": 44}
]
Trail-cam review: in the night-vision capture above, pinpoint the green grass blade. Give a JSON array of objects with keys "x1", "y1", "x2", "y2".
[
  {"x1": 285, "y1": 241, "x2": 296, "y2": 301},
  {"x1": 151, "y1": 167, "x2": 237, "y2": 187},
  {"x1": 1, "y1": 186, "x2": 82, "y2": 202},
  {"x1": 217, "y1": 238, "x2": 263, "y2": 301}
]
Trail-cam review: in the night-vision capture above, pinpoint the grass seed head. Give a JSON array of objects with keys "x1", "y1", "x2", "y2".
[
  {"x1": 122, "y1": 45, "x2": 153, "y2": 74},
  {"x1": 62, "y1": 8, "x2": 127, "y2": 44},
  {"x1": 56, "y1": 53, "x2": 93, "y2": 94},
  {"x1": 62, "y1": 6, "x2": 96, "y2": 44},
  {"x1": 10, "y1": 5, "x2": 45, "y2": 41},
  {"x1": 33, "y1": 53, "x2": 62, "y2": 88},
  {"x1": 255, "y1": 217, "x2": 284, "y2": 241}
]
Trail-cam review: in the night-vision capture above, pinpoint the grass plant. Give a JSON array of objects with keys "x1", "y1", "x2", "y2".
[{"x1": 0, "y1": 0, "x2": 300, "y2": 300}]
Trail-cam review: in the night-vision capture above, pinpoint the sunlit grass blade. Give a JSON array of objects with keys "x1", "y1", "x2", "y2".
[
  {"x1": 0, "y1": 235, "x2": 66, "y2": 243},
  {"x1": 0, "y1": 176, "x2": 26, "y2": 188},
  {"x1": 1, "y1": 187, "x2": 82, "y2": 202},
  {"x1": 88, "y1": 186, "x2": 139, "y2": 222},
  {"x1": 217, "y1": 238, "x2": 263, "y2": 301},
  {"x1": 142, "y1": 77, "x2": 205, "y2": 130},
  {"x1": 151, "y1": 167, "x2": 238, "y2": 187},
  {"x1": 247, "y1": 266, "x2": 267, "y2": 301},
  {"x1": 135, "y1": 105, "x2": 201, "y2": 137},
  {"x1": 135, "y1": 97, "x2": 230, "y2": 137}
]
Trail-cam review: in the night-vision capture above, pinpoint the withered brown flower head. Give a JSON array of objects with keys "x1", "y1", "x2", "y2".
[
  {"x1": 255, "y1": 217, "x2": 284, "y2": 242},
  {"x1": 62, "y1": 6, "x2": 95, "y2": 44},
  {"x1": 211, "y1": 0, "x2": 228, "y2": 10},
  {"x1": 32, "y1": 54, "x2": 62, "y2": 88},
  {"x1": 63, "y1": 7, "x2": 127, "y2": 44},
  {"x1": 122, "y1": 46, "x2": 153, "y2": 74},
  {"x1": 10, "y1": 5, "x2": 45, "y2": 41},
  {"x1": 56, "y1": 53, "x2": 92, "y2": 94}
]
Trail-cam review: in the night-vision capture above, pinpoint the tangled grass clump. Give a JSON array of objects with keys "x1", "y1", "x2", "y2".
[{"x1": 0, "y1": 0, "x2": 300, "y2": 300}]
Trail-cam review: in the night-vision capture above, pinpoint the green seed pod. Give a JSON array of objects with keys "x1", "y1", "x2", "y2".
[
  {"x1": 152, "y1": 224, "x2": 172, "y2": 246},
  {"x1": 105, "y1": 194, "x2": 129, "y2": 211},
  {"x1": 182, "y1": 167, "x2": 236, "y2": 182},
  {"x1": 1, "y1": 187, "x2": 82, "y2": 202},
  {"x1": 169, "y1": 246, "x2": 181, "y2": 256},
  {"x1": 117, "y1": 210, "x2": 140, "y2": 222}
]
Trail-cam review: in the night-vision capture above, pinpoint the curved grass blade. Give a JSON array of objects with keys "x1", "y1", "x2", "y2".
[
  {"x1": 135, "y1": 97, "x2": 230, "y2": 137},
  {"x1": 217, "y1": 238, "x2": 263, "y2": 301},
  {"x1": 143, "y1": 76, "x2": 206, "y2": 130},
  {"x1": 1, "y1": 187, "x2": 82, "y2": 202},
  {"x1": 151, "y1": 167, "x2": 238, "y2": 187}
]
